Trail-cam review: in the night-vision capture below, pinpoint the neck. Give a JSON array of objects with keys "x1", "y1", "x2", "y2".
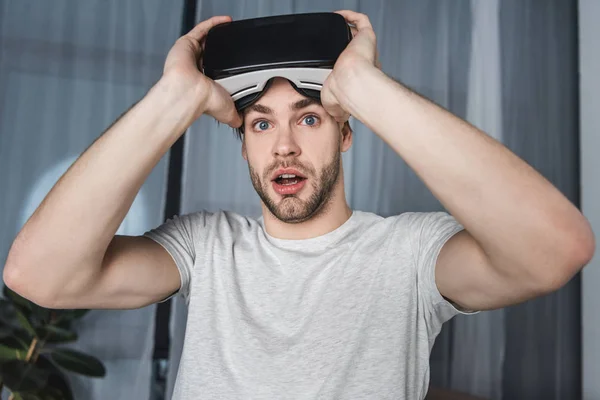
[{"x1": 261, "y1": 173, "x2": 352, "y2": 240}]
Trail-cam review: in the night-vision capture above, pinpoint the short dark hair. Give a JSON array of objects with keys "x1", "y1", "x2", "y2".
[{"x1": 233, "y1": 121, "x2": 245, "y2": 140}]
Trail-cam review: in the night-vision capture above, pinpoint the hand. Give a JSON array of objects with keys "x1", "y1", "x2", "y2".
[
  {"x1": 161, "y1": 16, "x2": 242, "y2": 128},
  {"x1": 321, "y1": 10, "x2": 381, "y2": 123}
]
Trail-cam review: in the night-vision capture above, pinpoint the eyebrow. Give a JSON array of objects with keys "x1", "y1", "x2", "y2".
[
  {"x1": 290, "y1": 97, "x2": 320, "y2": 111},
  {"x1": 245, "y1": 97, "x2": 321, "y2": 116},
  {"x1": 246, "y1": 104, "x2": 273, "y2": 115}
]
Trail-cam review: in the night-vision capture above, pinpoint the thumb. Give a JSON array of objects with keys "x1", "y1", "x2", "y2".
[
  {"x1": 205, "y1": 81, "x2": 243, "y2": 128},
  {"x1": 329, "y1": 108, "x2": 350, "y2": 124},
  {"x1": 321, "y1": 89, "x2": 350, "y2": 123}
]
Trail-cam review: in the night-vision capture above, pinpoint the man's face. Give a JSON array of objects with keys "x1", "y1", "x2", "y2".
[{"x1": 241, "y1": 78, "x2": 351, "y2": 224}]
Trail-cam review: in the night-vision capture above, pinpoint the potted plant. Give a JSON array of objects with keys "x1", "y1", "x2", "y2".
[{"x1": 0, "y1": 285, "x2": 105, "y2": 399}]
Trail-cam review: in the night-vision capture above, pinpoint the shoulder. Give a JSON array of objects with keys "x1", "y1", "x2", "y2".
[
  {"x1": 148, "y1": 210, "x2": 260, "y2": 240},
  {"x1": 349, "y1": 211, "x2": 462, "y2": 253},
  {"x1": 385, "y1": 211, "x2": 461, "y2": 238},
  {"x1": 354, "y1": 210, "x2": 457, "y2": 233},
  {"x1": 388, "y1": 210, "x2": 455, "y2": 225},
  {"x1": 176, "y1": 209, "x2": 261, "y2": 234}
]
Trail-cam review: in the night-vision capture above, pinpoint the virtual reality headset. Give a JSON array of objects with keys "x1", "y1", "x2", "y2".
[{"x1": 202, "y1": 13, "x2": 352, "y2": 111}]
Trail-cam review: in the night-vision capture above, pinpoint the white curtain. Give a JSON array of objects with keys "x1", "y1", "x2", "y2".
[
  {"x1": 0, "y1": 1, "x2": 182, "y2": 398},
  {"x1": 170, "y1": 1, "x2": 506, "y2": 399},
  {"x1": 0, "y1": 1, "x2": 580, "y2": 399},
  {"x1": 449, "y1": 1, "x2": 504, "y2": 399}
]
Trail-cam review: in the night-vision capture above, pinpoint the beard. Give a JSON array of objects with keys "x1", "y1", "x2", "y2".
[{"x1": 248, "y1": 150, "x2": 341, "y2": 224}]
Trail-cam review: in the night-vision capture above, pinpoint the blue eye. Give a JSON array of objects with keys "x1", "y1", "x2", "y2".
[
  {"x1": 253, "y1": 120, "x2": 270, "y2": 131},
  {"x1": 302, "y1": 115, "x2": 319, "y2": 126}
]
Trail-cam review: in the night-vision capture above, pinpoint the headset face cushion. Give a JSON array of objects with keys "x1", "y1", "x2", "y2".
[{"x1": 235, "y1": 78, "x2": 321, "y2": 112}]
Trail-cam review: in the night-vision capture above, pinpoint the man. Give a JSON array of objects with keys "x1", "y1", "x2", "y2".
[{"x1": 3, "y1": 11, "x2": 595, "y2": 400}]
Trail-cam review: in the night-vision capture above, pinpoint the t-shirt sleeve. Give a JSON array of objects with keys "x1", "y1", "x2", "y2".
[
  {"x1": 405, "y1": 212, "x2": 477, "y2": 327},
  {"x1": 143, "y1": 212, "x2": 204, "y2": 305}
]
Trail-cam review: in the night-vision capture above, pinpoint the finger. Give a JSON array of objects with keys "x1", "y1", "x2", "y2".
[
  {"x1": 323, "y1": 102, "x2": 350, "y2": 123},
  {"x1": 375, "y1": 48, "x2": 382, "y2": 69},
  {"x1": 164, "y1": 36, "x2": 203, "y2": 73},
  {"x1": 210, "y1": 102, "x2": 243, "y2": 128},
  {"x1": 334, "y1": 10, "x2": 373, "y2": 31},
  {"x1": 333, "y1": 110, "x2": 351, "y2": 124},
  {"x1": 206, "y1": 82, "x2": 243, "y2": 128},
  {"x1": 350, "y1": 26, "x2": 358, "y2": 38},
  {"x1": 185, "y1": 15, "x2": 232, "y2": 42}
]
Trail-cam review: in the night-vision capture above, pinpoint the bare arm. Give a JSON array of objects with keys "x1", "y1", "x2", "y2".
[
  {"x1": 3, "y1": 16, "x2": 241, "y2": 310},
  {"x1": 325, "y1": 11, "x2": 595, "y2": 311}
]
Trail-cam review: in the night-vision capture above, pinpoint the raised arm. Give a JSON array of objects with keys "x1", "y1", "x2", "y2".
[
  {"x1": 3, "y1": 16, "x2": 242, "y2": 310},
  {"x1": 322, "y1": 11, "x2": 595, "y2": 311}
]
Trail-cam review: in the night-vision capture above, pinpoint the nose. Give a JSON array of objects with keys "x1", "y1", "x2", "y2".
[{"x1": 273, "y1": 127, "x2": 301, "y2": 158}]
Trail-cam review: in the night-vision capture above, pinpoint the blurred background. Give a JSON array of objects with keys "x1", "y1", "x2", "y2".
[{"x1": 0, "y1": 0, "x2": 598, "y2": 399}]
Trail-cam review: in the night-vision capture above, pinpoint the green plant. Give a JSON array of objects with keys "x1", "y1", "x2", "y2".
[{"x1": 0, "y1": 285, "x2": 105, "y2": 400}]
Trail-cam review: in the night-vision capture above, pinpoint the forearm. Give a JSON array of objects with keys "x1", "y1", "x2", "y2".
[
  {"x1": 4, "y1": 77, "x2": 201, "y2": 298},
  {"x1": 338, "y1": 65, "x2": 593, "y2": 277}
]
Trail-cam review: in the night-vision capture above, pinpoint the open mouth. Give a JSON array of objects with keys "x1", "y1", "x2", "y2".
[
  {"x1": 271, "y1": 172, "x2": 308, "y2": 195},
  {"x1": 273, "y1": 173, "x2": 306, "y2": 186}
]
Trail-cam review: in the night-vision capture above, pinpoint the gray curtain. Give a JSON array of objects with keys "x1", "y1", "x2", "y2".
[
  {"x1": 447, "y1": 2, "x2": 505, "y2": 398},
  {"x1": 499, "y1": 1, "x2": 580, "y2": 399},
  {"x1": 0, "y1": 0, "x2": 182, "y2": 398}
]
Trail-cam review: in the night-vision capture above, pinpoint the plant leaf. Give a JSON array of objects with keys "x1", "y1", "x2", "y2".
[
  {"x1": 36, "y1": 325, "x2": 77, "y2": 343},
  {"x1": 70, "y1": 309, "x2": 89, "y2": 319},
  {"x1": 0, "y1": 298, "x2": 20, "y2": 328},
  {"x1": 50, "y1": 348, "x2": 105, "y2": 377},
  {"x1": 3, "y1": 286, "x2": 33, "y2": 312},
  {"x1": 15, "y1": 308, "x2": 36, "y2": 337},
  {"x1": 0, "y1": 359, "x2": 50, "y2": 392},
  {"x1": 30, "y1": 305, "x2": 51, "y2": 327},
  {"x1": 34, "y1": 387, "x2": 64, "y2": 400},
  {"x1": 13, "y1": 393, "x2": 43, "y2": 400},
  {"x1": 0, "y1": 332, "x2": 30, "y2": 350},
  {"x1": 0, "y1": 324, "x2": 14, "y2": 338},
  {"x1": 0, "y1": 342, "x2": 27, "y2": 361},
  {"x1": 14, "y1": 388, "x2": 63, "y2": 400},
  {"x1": 36, "y1": 355, "x2": 74, "y2": 400},
  {"x1": 56, "y1": 309, "x2": 89, "y2": 324},
  {"x1": 2, "y1": 287, "x2": 51, "y2": 327},
  {"x1": 44, "y1": 373, "x2": 73, "y2": 400}
]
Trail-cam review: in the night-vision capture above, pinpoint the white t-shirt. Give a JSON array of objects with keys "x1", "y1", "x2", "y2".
[{"x1": 144, "y1": 209, "x2": 471, "y2": 400}]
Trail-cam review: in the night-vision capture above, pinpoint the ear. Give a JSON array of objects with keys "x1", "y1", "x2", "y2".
[
  {"x1": 241, "y1": 137, "x2": 248, "y2": 160},
  {"x1": 340, "y1": 121, "x2": 353, "y2": 153}
]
